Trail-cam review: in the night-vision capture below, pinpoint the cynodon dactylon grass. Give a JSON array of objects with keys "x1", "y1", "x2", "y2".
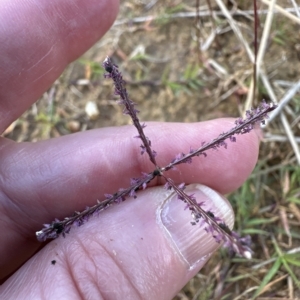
[{"x1": 36, "y1": 57, "x2": 277, "y2": 259}]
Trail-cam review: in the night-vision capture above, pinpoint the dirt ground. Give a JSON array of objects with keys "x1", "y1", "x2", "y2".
[
  {"x1": 6, "y1": 1, "x2": 299, "y2": 143},
  {"x1": 4, "y1": 1, "x2": 300, "y2": 299}
]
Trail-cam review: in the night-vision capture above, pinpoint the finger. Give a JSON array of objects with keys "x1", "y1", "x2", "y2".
[
  {"x1": 0, "y1": 120, "x2": 258, "y2": 278},
  {"x1": 0, "y1": 0, "x2": 119, "y2": 132},
  {"x1": 0, "y1": 184, "x2": 234, "y2": 299},
  {"x1": 2, "y1": 119, "x2": 258, "y2": 228}
]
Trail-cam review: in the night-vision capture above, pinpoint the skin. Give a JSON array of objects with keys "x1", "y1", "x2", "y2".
[{"x1": 0, "y1": 0, "x2": 260, "y2": 298}]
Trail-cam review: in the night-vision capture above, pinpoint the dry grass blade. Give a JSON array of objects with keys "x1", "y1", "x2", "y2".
[
  {"x1": 261, "y1": 0, "x2": 300, "y2": 24},
  {"x1": 113, "y1": 7, "x2": 300, "y2": 27},
  {"x1": 214, "y1": 0, "x2": 254, "y2": 63},
  {"x1": 265, "y1": 80, "x2": 300, "y2": 124},
  {"x1": 244, "y1": 0, "x2": 276, "y2": 112},
  {"x1": 260, "y1": 70, "x2": 300, "y2": 165},
  {"x1": 247, "y1": 1, "x2": 300, "y2": 113},
  {"x1": 290, "y1": 0, "x2": 300, "y2": 17}
]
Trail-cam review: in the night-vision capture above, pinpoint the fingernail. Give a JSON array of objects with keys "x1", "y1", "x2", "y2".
[{"x1": 159, "y1": 184, "x2": 234, "y2": 269}]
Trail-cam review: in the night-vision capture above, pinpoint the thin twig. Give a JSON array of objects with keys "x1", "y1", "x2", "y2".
[
  {"x1": 290, "y1": 0, "x2": 300, "y2": 18},
  {"x1": 113, "y1": 7, "x2": 300, "y2": 26},
  {"x1": 261, "y1": 0, "x2": 300, "y2": 24},
  {"x1": 260, "y1": 71, "x2": 300, "y2": 165},
  {"x1": 214, "y1": 0, "x2": 254, "y2": 63},
  {"x1": 245, "y1": 0, "x2": 276, "y2": 112},
  {"x1": 265, "y1": 80, "x2": 300, "y2": 124},
  {"x1": 256, "y1": 0, "x2": 275, "y2": 82},
  {"x1": 263, "y1": 133, "x2": 300, "y2": 143}
]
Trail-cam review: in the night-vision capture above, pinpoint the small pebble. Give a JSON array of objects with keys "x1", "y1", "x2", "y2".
[
  {"x1": 85, "y1": 101, "x2": 100, "y2": 120},
  {"x1": 67, "y1": 120, "x2": 81, "y2": 132}
]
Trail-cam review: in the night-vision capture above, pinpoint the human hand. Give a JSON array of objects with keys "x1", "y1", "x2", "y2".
[{"x1": 0, "y1": 1, "x2": 259, "y2": 298}]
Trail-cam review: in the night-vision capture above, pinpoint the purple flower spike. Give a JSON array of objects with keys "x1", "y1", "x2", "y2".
[
  {"x1": 35, "y1": 57, "x2": 277, "y2": 260},
  {"x1": 103, "y1": 57, "x2": 157, "y2": 166},
  {"x1": 162, "y1": 102, "x2": 277, "y2": 172}
]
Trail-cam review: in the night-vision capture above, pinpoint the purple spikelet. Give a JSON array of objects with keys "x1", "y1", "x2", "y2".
[
  {"x1": 35, "y1": 57, "x2": 277, "y2": 259},
  {"x1": 162, "y1": 101, "x2": 276, "y2": 172},
  {"x1": 103, "y1": 57, "x2": 157, "y2": 166},
  {"x1": 163, "y1": 178, "x2": 252, "y2": 258}
]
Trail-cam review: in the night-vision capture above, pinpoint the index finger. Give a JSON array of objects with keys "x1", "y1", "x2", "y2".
[{"x1": 0, "y1": 0, "x2": 119, "y2": 132}]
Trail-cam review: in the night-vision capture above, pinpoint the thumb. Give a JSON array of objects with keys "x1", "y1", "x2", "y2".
[{"x1": 0, "y1": 184, "x2": 234, "y2": 299}]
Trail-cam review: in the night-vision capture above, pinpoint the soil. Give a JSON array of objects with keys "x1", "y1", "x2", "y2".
[{"x1": 5, "y1": 1, "x2": 299, "y2": 143}]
